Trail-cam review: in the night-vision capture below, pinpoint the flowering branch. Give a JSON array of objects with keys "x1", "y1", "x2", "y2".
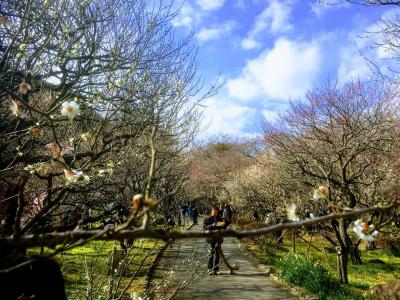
[{"x1": 1, "y1": 202, "x2": 397, "y2": 249}]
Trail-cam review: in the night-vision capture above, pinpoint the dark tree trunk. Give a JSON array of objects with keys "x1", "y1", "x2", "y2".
[
  {"x1": 366, "y1": 241, "x2": 377, "y2": 251},
  {"x1": 332, "y1": 218, "x2": 351, "y2": 285},
  {"x1": 2, "y1": 186, "x2": 19, "y2": 235},
  {"x1": 337, "y1": 245, "x2": 349, "y2": 285},
  {"x1": 349, "y1": 244, "x2": 362, "y2": 265},
  {"x1": 347, "y1": 237, "x2": 362, "y2": 265}
]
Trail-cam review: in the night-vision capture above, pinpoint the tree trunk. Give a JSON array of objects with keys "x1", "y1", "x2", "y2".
[
  {"x1": 145, "y1": 125, "x2": 157, "y2": 200},
  {"x1": 366, "y1": 241, "x2": 377, "y2": 251},
  {"x1": 337, "y1": 246, "x2": 349, "y2": 285},
  {"x1": 349, "y1": 243, "x2": 362, "y2": 265},
  {"x1": 344, "y1": 228, "x2": 363, "y2": 265},
  {"x1": 292, "y1": 229, "x2": 296, "y2": 252},
  {"x1": 336, "y1": 218, "x2": 350, "y2": 284},
  {"x1": 2, "y1": 186, "x2": 19, "y2": 235}
]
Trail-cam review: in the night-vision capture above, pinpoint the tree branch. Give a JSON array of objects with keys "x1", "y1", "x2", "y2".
[{"x1": 1, "y1": 203, "x2": 396, "y2": 249}]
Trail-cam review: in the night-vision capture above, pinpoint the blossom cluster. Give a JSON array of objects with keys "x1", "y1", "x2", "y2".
[{"x1": 352, "y1": 219, "x2": 379, "y2": 242}]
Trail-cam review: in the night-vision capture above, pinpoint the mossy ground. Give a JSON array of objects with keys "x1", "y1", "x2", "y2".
[{"x1": 242, "y1": 229, "x2": 400, "y2": 299}]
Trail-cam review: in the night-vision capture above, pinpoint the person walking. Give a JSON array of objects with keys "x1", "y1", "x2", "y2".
[
  {"x1": 192, "y1": 207, "x2": 199, "y2": 225},
  {"x1": 223, "y1": 204, "x2": 233, "y2": 226},
  {"x1": 203, "y1": 206, "x2": 225, "y2": 275},
  {"x1": 180, "y1": 204, "x2": 188, "y2": 225}
]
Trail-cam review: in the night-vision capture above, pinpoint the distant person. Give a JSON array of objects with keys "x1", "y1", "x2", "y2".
[
  {"x1": 264, "y1": 212, "x2": 274, "y2": 225},
  {"x1": 394, "y1": 213, "x2": 400, "y2": 228},
  {"x1": 223, "y1": 204, "x2": 233, "y2": 226},
  {"x1": 192, "y1": 207, "x2": 199, "y2": 225},
  {"x1": 203, "y1": 206, "x2": 225, "y2": 275},
  {"x1": 188, "y1": 205, "x2": 193, "y2": 220},
  {"x1": 180, "y1": 204, "x2": 188, "y2": 225},
  {"x1": 231, "y1": 211, "x2": 237, "y2": 224},
  {"x1": 253, "y1": 210, "x2": 260, "y2": 222}
]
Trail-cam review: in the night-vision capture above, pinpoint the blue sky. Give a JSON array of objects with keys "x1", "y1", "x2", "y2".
[{"x1": 171, "y1": 0, "x2": 398, "y2": 139}]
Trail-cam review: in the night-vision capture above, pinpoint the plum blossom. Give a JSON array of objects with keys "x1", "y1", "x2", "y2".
[
  {"x1": 313, "y1": 185, "x2": 328, "y2": 201},
  {"x1": 352, "y1": 219, "x2": 379, "y2": 242},
  {"x1": 24, "y1": 164, "x2": 43, "y2": 174},
  {"x1": 130, "y1": 293, "x2": 143, "y2": 300},
  {"x1": 29, "y1": 127, "x2": 43, "y2": 139},
  {"x1": 10, "y1": 100, "x2": 28, "y2": 119},
  {"x1": 64, "y1": 169, "x2": 84, "y2": 182},
  {"x1": 61, "y1": 101, "x2": 80, "y2": 119},
  {"x1": 98, "y1": 168, "x2": 112, "y2": 176},
  {"x1": 98, "y1": 161, "x2": 114, "y2": 177},
  {"x1": 132, "y1": 195, "x2": 157, "y2": 209},
  {"x1": 18, "y1": 81, "x2": 31, "y2": 94},
  {"x1": 81, "y1": 132, "x2": 90, "y2": 141},
  {"x1": 132, "y1": 194, "x2": 143, "y2": 209},
  {"x1": 46, "y1": 143, "x2": 62, "y2": 160},
  {"x1": 287, "y1": 203, "x2": 300, "y2": 222},
  {"x1": 60, "y1": 144, "x2": 74, "y2": 156},
  {"x1": 46, "y1": 143, "x2": 74, "y2": 160}
]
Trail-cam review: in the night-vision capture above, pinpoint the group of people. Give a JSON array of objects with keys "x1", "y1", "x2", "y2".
[
  {"x1": 203, "y1": 204, "x2": 233, "y2": 275},
  {"x1": 180, "y1": 204, "x2": 199, "y2": 225}
]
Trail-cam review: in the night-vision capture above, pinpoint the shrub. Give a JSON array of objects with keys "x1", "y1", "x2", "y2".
[{"x1": 279, "y1": 252, "x2": 339, "y2": 300}]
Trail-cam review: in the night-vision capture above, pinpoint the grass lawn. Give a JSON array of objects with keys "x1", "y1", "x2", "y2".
[
  {"x1": 28, "y1": 239, "x2": 164, "y2": 299},
  {"x1": 242, "y1": 228, "x2": 400, "y2": 299}
]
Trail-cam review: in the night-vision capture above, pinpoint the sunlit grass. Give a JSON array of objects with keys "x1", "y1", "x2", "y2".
[
  {"x1": 28, "y1": 239, "x2": 162, "y2": 299},
  {"x1": 243, "y1": 230, "x2": 400, "y2": 299}
]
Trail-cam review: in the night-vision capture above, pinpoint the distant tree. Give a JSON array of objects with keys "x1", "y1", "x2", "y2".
[
  {"x1": 224, "y1": 151, "x2": 309, "y2": 221},
  {"x1": 263, "y1": 80, "x2": 399, "y2": 284},
  {"x1": 187, "y1": 138, "x2": 258, "y2": 206}
]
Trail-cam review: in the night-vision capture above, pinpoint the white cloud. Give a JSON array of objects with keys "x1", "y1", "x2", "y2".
[
  {"x1": 200, "y1": 97, "x2": 256, "y2": 136},
  {"x1": 376, "y1": 46, "x2": 392, "y2": 60},
  {"x1": 309, "y1": 2, "x2": 329, "y2": 17},
  {"x1": 196, "y1": 21, "x2": 237, "y2": 42},
  {"x1": 262, "y1": 109, "x2": 279, "y2": 122},
  {"x1": 309, "y1": 1, "x2": 349, "y2": 17},
  {"x1": 172, "y1": 3, "x2": 202, "y2": 28},
  {"x1": 337, "y1": 45, "x2": 371, "y2": 82},
  {"x1": 172, "y1": 1, "x2": 227, "y2": 29},
  {"x1": 335, "y1": 14, "x2": 392, "y2": 82},
  {"x1": 228, "y1": 37, "x2": 322, "y2": 100},
  {"x1": 241, "y1": 0, "x2": 293, "y2": 50},
  {"x1": 241, "y1": 38, "x2": 260, "y2": 50},
  {"x1": 196, "y1": 0, "x2": 226, "y2": 11}
]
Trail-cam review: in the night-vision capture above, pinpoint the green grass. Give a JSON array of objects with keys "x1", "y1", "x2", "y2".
[
  {"x1": 28, "y1": 239, "x2": 162, "y2": 299},
  {"x1": 243, "y1": 230, "x2": 400, "y2": 299}
]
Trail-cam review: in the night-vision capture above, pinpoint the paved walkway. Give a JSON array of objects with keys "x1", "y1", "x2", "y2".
[{"x1": 149, "y1": 221, "x2": 298, "y2": 300}]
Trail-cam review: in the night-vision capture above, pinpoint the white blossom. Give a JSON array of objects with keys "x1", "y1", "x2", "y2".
[
  {"x1": 287, "y1": 203, "x2": 300, "y2": 222},
  {"x1": 352, "y1": 219, "x2": 379, "y2": 242},
  {"x1": 81, "y1": 132, "x2": 90, "y2": 141},
  {"x1": 10, "y1": 100, "x2": 28, "y2": 119},
  {"x1": 61, "y1": 101, "x2": 80, "y2": 119},
  {"x1": 18, "y1": 81, "x2": 31, "y2": 94},
  {"x1": 64, "y1": 169, "x2": 84, "y2": 183},
  {"x1": 313, "y1": 185, "x2": 328, "y2": 201}
]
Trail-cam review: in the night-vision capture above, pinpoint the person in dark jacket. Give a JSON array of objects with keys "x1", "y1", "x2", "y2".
[
  {"x1": 203, "y1": 206, "x2": 225, "y2": 275},
  {"x1": 223, "y1": 204, "x2": 233, "y2": 226},
  {"x1": 192, "y1": 207, "x2": 199, "y2": 225}
]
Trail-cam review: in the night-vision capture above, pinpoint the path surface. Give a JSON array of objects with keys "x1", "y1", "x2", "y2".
[{"x1": 149, "y1": 220, "x2": 298, "y2": 300}]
